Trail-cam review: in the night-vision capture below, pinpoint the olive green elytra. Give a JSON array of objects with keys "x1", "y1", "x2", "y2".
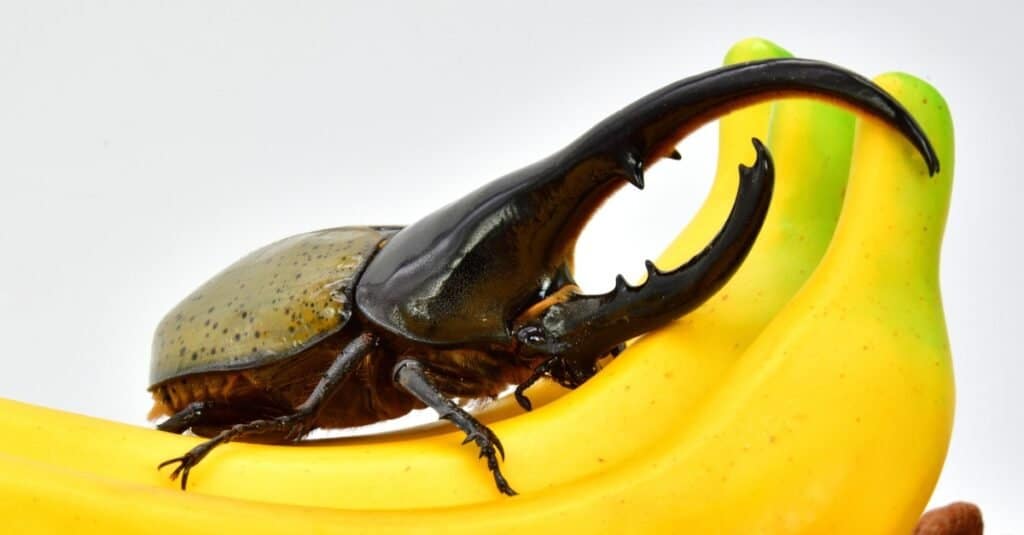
[{"x1": 150, "y1": 226, "x2": 399, "y2": 384}]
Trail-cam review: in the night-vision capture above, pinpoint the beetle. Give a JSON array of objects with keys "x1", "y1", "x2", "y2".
[{"x1": 151, "y1": 58, "x2": 939, "y2": 496}]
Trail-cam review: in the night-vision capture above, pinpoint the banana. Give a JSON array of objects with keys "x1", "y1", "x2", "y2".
[
  {"x1": 0, "y1": 37, "x2": 858, "y2": 509},
  {"x1": 0, "y1": 63, "x2": 953, "y2": 533}
]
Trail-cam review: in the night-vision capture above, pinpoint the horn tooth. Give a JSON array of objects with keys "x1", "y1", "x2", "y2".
[
  {"x1": 620, "y1": 152, "x2": 645, "y2": 189},
  {"x1": 667, "y1": 149, "x2": 682, "y2": 160},
  {"x1": 644, "y1": 259, "x2": 660, "y2": 277},
  {"x1": 614, "y1": 274, "x2": 630, "y2": 292}
]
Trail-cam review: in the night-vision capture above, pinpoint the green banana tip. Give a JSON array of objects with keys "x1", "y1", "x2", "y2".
[
  {"x1": 723, "y1": 37, "x2": 793, "y2": 64},
  {"x1": 875, "y1": 71, "x2": 951, "y2": 178}
]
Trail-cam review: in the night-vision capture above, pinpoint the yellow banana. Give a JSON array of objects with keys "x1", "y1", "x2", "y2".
[
  {"x1": 0, "y1": 37, "x2": 857, "y2": 507},
  {"x1": 0, "y1": 60, "x2": 953, "y2": 534}
]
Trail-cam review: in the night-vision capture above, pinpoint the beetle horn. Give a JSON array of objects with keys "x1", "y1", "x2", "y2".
[
  {"x1": 565, "y1": 58, "x2": 938, "y2": 182},
  {"x1": 514, "y1": 138, "x2": 772, "y2": 364},
  {"x1": 356, "y1": 58, "x2": 939, "y2": 348}
]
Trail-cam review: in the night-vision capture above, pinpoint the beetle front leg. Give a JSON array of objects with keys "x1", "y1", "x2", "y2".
[
  {"x1": 393, "y1": 359, "x2": 516, "y2": 496},
  {"x1": 514, "y1": 357, "x2": 559, "y2": 411},
  {"x1": 158, "y1": 332, "x2": 377, "y2": 489}
]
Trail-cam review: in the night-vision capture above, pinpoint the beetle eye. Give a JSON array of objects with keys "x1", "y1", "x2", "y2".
[{"x1": 517, "y1": 326, "x2": 547, "y2": 347}]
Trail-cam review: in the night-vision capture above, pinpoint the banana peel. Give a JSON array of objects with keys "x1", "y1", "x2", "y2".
[
  {"x1": 0, "y1": 44, "x2": 955, "y2": 533},
  {"x1": 0, "y1": 37, "x2": 841, "y2": 509}
]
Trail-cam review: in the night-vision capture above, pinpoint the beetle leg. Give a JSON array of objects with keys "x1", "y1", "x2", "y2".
[
  {"x1": 393, "y1": 359, "x2": 516, "y2": 496},
  {"x1": 514, "y1": 357, "x2": 560, "y2": 411},
  {"x1": 158, "y1": 333, "x2": 376, "y2": 490},
  {"x1": 157, "y1": 401, "x2": 290, "y2": 436},
  {"x1": 157, "y1": 401, "x2": 224, "y2": 434}
]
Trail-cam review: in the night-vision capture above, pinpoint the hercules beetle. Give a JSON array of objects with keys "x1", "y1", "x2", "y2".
[{"x1": 151, "y1": 58, "x2": 939, "y2": 495}]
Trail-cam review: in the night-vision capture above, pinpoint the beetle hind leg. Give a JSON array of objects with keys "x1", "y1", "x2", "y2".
[
  {"x1": 393, "y1": 359, "x2": 516, "y2": 496},
  {"x1": 156, "y1": 400, "x2": 290, "y2": 437},
  {"x1": 158, "y1": 410, "x2": 315, "y2": 489},
  {"x1": 158, "y1": 333, "x2": 377, "y2": 490},
  {"x1": 157, "y1": 401, "x2": 220, "y2": 434}
]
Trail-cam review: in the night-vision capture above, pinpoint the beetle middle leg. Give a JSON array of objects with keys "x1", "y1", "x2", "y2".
[
  {"x1": 393, "y1": 358, "x2": 516, "y2": 496},
  {"x1": 158, "y1": 332, "x2": 377, "y2": 489}
]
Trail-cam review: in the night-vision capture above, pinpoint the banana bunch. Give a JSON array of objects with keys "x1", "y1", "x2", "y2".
[{"x1": 0, "y1": 38, "x2": 955, "y2": 534}]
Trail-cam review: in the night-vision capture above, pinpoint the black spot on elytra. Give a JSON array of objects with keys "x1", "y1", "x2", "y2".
[
  {"x1": 192, "y1": 352, "x2": 198, "y2": 360},
  {"x1": 241, "y1": 311, "x2": 248, "y2": 319},
  {"x1": 234, "y1": 334, "x2": 241, "y2": 341}
]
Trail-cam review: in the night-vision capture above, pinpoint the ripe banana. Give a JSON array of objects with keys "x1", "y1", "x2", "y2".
[
  {"x1": 0, "y1": 37, "x2": 855, "y2": 508},
  {"x1": 0, "y1": 61, "x2": 954, "y2": 533}
]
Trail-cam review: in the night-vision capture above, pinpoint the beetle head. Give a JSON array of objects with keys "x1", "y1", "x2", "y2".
[
  {"x1": 512, "y1": 139, "x2": 774, "y2": 386},
  {"x1": 515, "y1": 322, "x2": 604, "y2": 389}
]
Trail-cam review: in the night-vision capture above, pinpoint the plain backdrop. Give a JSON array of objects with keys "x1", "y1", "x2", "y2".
[{"x1": 1, "y1": 1, "x2": 1019, "y2": 531}]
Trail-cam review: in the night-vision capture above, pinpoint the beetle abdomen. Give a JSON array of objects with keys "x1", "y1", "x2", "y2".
[
  {"x1": 150, "y1": 330, "x2": 419, "y2": 433},
  {"x1": 148, "y1": 369, "x2": 263, "y2": 421}
]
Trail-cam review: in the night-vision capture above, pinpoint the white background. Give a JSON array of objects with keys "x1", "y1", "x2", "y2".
[{"x1": 0, "y1": 1, "x2": 1019, "y2": 530}]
